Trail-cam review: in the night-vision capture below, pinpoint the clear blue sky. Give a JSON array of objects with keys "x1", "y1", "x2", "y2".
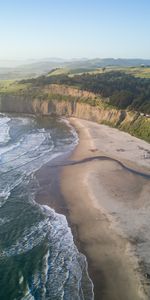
[{"x1": 0, "y1": 0, "x2": 150, "y2": 60}]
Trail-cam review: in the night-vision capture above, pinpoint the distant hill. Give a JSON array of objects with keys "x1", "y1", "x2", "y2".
[
  {"x1": 0, "y1": 58, "x2": 150, "y2": 80},
  {"x1": 62, "y1": 58, "x2": 150, "y2": 69}
]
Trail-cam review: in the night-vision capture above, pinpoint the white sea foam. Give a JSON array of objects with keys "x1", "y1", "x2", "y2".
[
  {"x1": 0, "y1": 217, "x2": 10, "y2": 225},
  {"x1": 0, "y1": 116, "x2": 11, "y2": 144},
  {"x1": 41, "y1": 205, "x2": 94, "y2": 300},
  {"x1": 0, "y1": 140, "x2": 21, "y2": 156},
  {"x1": 0, "y1": 115, "x2": 93, "y2": 299},
  {"x1": 19, "y1": 273, "x2": 24, "y2": 285},
  {"x1": 0, "y1": 176, "x2": 25, "y2": 204},
  {"x1": 0, "y1": 120, "x2": 55, "y2": 202},
  {"x1": 1, "y1": 131, "x2": 53, "y2": 167},
  {"x1": 0, "y1": 116, "x2": 10, "y2": 126},
  {"x1": 58, "y1": 117, "x2": 79, "y2": 145},
  {"x1": 0, "y1": 186, "x2": 10, "y2": 199},
  {"x1": 0, "y1": 150, "x2": 62, "y2": 209},
  {"x1": 0, "y1": 218, "x2": 51, "y2": 258},
  {"x1": 21, "y1": 284, "x2": 35, "y2": 300},
  {"x1": 16, "y1": 117, "x2": 34, "y2": 126}
]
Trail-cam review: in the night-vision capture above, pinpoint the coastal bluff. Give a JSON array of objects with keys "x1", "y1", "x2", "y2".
[{"x1": 0, "y1": 84, "x2": 149, "y2": 142}]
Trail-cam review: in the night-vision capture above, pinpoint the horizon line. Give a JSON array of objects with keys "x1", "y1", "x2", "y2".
[{"x1": 1, "y1": 57, "x2": 150, "y2": 62}]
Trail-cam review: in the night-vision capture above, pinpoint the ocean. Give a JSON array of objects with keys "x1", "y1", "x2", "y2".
[{"x1": 0, "y1": 114, "x2": 94, "y2": 300}]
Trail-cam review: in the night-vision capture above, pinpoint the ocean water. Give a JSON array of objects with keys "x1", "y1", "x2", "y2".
[{"x1": 0, "y1": 114, "x2": 94, "y2": 300}]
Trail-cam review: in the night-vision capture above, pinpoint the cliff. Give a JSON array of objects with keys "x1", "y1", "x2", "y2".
[{"x1": 0, "y1": 84, "x2": 150, "y2": 142}]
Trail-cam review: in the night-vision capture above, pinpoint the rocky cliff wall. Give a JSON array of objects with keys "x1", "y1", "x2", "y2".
[
  {"x1": 0, "y1": 92, "x2": 149, "y2": 142},
  {"x1": 0, "y1": 94, "x2": 124, "y2": 124}
]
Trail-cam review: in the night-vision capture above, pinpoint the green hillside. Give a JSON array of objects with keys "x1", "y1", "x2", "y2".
[{"x1": 20, "y1": 70, "x2": 150, "y2": 114}]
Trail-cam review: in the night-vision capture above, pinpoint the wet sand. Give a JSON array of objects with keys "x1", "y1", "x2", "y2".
[
  {"x1": 36, "y1": 117, "x2": 150, "y2": 300},
  {"x1": 61, "y1": 118, "x2": 150, "y2": 300}
]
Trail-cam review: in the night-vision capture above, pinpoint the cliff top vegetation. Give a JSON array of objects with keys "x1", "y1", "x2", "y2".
[
  {"x1": 19, "y1": 70, "x2": 150, "y2": 114},
  {"x1": 1, "y1": 67, "x2": 150, "y2": 114}
]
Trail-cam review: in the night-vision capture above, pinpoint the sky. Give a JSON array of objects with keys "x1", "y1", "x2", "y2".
[{"x1": 0, "y1": 0, "x2": 150, "y2": 60}]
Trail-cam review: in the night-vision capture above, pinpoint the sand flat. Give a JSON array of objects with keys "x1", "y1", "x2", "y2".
[{"x1": 61, "y1": 118, "x2": 150, "y2": 300}]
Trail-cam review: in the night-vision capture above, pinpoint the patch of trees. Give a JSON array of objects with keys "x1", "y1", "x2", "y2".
[{"x1": 20, "y1": 71, "x2": 150, "y2": 113}]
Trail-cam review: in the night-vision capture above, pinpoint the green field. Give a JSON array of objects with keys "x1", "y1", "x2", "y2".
[
  {"x1": 123, "y1": 66, "x2": 150, "y2": 78},
  {"x1": 0, "y1": 80, "x2": 31, "y2": 94},
  {"x1": 48, "y1": 66, "x2": 150, "y2": 79}
]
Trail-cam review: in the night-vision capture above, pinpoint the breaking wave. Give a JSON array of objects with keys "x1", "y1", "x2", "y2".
[{"x1": 0, "y1": 114, "x2": 93, "y2": 299}]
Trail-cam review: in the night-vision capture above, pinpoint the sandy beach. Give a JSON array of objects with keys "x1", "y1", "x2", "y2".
[{"x1": 61, "y1": 118, "x2": 150, "y2": 300}]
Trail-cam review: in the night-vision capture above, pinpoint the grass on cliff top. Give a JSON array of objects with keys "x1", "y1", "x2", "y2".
[
  {"x1": 0, "y1": 78, "x2": 120, "y2": 112},
  {"x1": 86, "y1": 67, "x2": 150, "y2": 78},
  {"x1": 48, "y1": 68, "x2": 70, "y2": 76},
  {"x1": 47, "y1": 66, "x2": 150, "y2": 79},
  {"x1": 0, "y1": 80, "x2": 31, "y2": 94},
  {"x1": 125, "y1": 67, "x2": 150, "y2": 78},
  {"x1": 48, "y1": 67, "x2": 98, "y2": 77}
]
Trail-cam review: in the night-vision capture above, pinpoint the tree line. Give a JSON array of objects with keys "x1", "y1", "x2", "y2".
[{"x1": 20, "y1": 71, "x2": 150, "y2": 114}]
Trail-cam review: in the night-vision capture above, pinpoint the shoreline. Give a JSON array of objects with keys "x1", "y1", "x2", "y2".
[
  {"x1": 61, "y1": 118, "x2": 150, "y2": 300},
  {"x1": 35, "y1": 117, "x2": 150, "y2": 299}
]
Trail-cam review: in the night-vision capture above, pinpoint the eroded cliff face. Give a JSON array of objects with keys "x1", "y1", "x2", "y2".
[
  {"x1": 0, "y1": 86, "x2": 149, "y2": 142},
  {"x1": 0, "y1": 94, "x2": 34, "y2": 114},
  {"x1": 44, "y1": 84, "x2": 99, "y2": 100},
  {"x1": 0, "y1": 93, "x2": 124, "y2": 125}
]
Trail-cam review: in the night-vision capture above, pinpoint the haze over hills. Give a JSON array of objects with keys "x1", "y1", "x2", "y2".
[
  {"x1": 1, "y1": 1, "x2": 150, "y2": 299},
  {"x1": 0, "y1": 58, "x2": 150, "y2": 80}
]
